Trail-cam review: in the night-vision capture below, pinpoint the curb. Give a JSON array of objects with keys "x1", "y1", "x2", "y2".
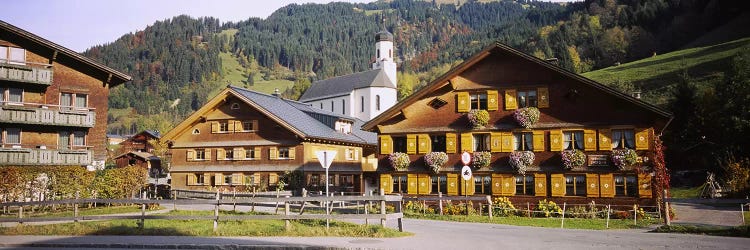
[{"x1": 0, "y1": 243, "x2": 345, "y2": 250}]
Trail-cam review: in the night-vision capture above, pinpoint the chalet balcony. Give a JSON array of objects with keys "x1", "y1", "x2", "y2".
[
  {"x1": 0, "y1": 61, "x2": 53, "y2": 86},
  {"x1": 0, "y1": 103, "x2": 95, "y2": 128},
  {"x1": 0, "y1": 146, "x2": 92, "y2": 166}
]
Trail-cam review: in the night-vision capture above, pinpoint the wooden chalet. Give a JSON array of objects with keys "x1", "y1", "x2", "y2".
[
  {"x1": 362, "y1": 42, "x2": 672, "y2": 206},
  {"x1": 162, "y1": 86, "x2": 378, "y2": 193},
  {"x1": 117, "y1": 130, "x2": 160, "y2": 154}
]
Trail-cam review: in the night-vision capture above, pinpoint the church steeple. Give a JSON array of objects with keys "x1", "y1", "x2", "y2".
[{"x1": 372, "y1": 17, "x2": 397, "y2": 87}]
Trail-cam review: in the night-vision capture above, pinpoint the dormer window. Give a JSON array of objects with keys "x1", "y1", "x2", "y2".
[{"x1": 335, "y1": 120, "x2": 353, "y2": 134}]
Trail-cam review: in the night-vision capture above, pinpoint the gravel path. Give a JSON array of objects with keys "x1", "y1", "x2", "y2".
[{"x1": 671, "y1": 202, "x2": 745, "y2": 226}]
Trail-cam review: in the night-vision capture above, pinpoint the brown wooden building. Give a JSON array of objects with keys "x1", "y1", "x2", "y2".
[
  {"x1": 117, "y1": 130, "x2": 160, "y2": 154},
  {"x1": 162, "y1": 86, "x2": 378, "y2": 193},
  {"x1": 362, "y1": 42, "x2": 672, "y2": 206},
  {"x1": 0, "y1": 20, "x2": 131, "y2": 168}
]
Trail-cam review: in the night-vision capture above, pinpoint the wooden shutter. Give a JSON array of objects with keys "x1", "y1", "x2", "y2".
[
  {"x1": 215, "y1": 173, "x2": 224, "y2": 185},
  {"x1": 237, "y1": 174, "x2": 245, "y2": 185},
  {"x1": 253, "y1": 173, "x2": 261, "y2": 185},
  {"x1": 501, "y1": 174, "x2": 515, "y2": 196},
  {"x1": 635, "y1": 128, "x2": 650, "y2": 150},
  {"x1": 234, "y1": 120, "x2": 243, "y2": 131},
  {"x1": 380, "y1": 174, "x2": 393, "y2": 194},
  {"x1": 584, "y1": 129, "x2": 597, "y2": 151},
  {"x1": 490, "y1": 132, "x2": 502, "y2": 153},
  {"x1": 186, "y1": 149, "x2": 195, "y2": 161},
  {"x1": 254, "y1": 147, "x2": 261, "y2": 159},
  {"x1": 205, "y1": 149, "x2": 211, "y2": 161},
  {"x1": 418, "y1": 174, "x2": 431, "y2": 195},
  {"x1": 549, "y1": 130, "x2": 563, "y2": 151},
  {"x1": 500, "y1": 132, "x2": 513, "y2": 153},
  {"x1": 228, "y1": 120, "x2": 236, "y2": 132},
  {"x1": 598, "y1": 129, "x2": 612, "y2": 151},
  {"x1": 460, "y1": 133, "x2": 473, "y2": 153},
  {"x1": 460, "y1": 177, "x2": 475, "y2": 196},
  {"x1": 231, "y1": 174, "x2": 241, "y2": 185},
  {"x1": 216, "y1": 148, "x2": 226, "y2": 160},
  {"x1": 487, "y1": 90, "x2": 499, "y2": 111},
  {"x1": 491, "y1": 174, "x2": 503, "y2": 195},
  {"x1": 537, "y1": 87, "x2": 549, "y2": 108},
  {"x1": 211, "y1": 121, "x2": 219, "y2": 133},
  {"x1": 504, "y1": 89, "x2": 517, "y2": 110},
  {"x1": 586, "y1": 173, "x2": 600, "y2": 197},
  {"x1": 446, "y1": 133, "x2": 457, "y2": 153},
  {"x1": 407, "y1": 174, "x2": 418, "y2": 194},
  {"x1": 550, "y1": 174, "x2": 565, "y2": 197},
  {"x1": 187, "y1": 174, "x2": 196, "y2": 185},
  {"x1": 533, "y1": 131, "x2": 545, "y2": 152},
  {"x1": 599, "y1": 174, "x2": 615, "y2": 197},
  {"x1": 638, "y1": 173, "x2": 653, "y2": 198},
  {"x1": 406, "y1": 134, "x2": 417, "y2": 154},
  {"x1": 269, "y1": 147, "x2": 278, "y2": 160},
  {"x1": 203, "y1": 174, "x2": 210, "y2": 186},
  {"x1": 269, "y1": 173, "x2": 278, "y2": 184},
  {"x1": 379, "y1": 135, "x2": 393, "y2": 155},
  {"x1": 417, "y1": 134, "x2": 431, "y2": 154},
  {"x1": 457, "y1": 92, "x2": 470, "y2": 112},
  {"x1": 447, "y1": 173, "x2": 458, "y2": 195},
  {"x1": 288, "y1": 148, "x2": 296, "y2": 160},
  {"x1": 534, "y1": 173, "x2": 547, "y2": 197},
  {"x1": 234, "y1": 147, "x2": 245, "y2": 159}
]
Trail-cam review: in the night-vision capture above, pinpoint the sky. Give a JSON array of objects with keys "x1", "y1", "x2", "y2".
[{"x1": 1, "y1": 0, "x2": 580, "y2": 53}]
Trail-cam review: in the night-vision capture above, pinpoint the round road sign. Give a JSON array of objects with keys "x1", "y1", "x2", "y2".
[
  {"x1": 461, "y1": 165, "x2": 472, "y2": 181},
  {"x1": 461, "y1": 152, "x2": 471, "y2": 165}
]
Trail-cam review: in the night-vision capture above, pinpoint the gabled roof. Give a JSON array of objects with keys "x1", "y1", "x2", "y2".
[
  {"x1": 162, "y1": 86, "x2": 376, "y2": 147},
  {"x1": 0, "y1": 20, "x2": 131, "y2": 86},
  {"x1": 142, "y1": 130, "x2": 161, "y2": 139},
  {"x1": 114, "y1": 151, "x2": 160, "y2": 161},
  {"x1": 298, "y1": 68, "x2": 395, "y2": 102},
  {"x1": 362, "y1": 41, "x2": 673, "y2": 132}
]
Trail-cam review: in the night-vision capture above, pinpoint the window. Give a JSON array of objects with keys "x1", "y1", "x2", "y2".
[
  {"x1": 335, "y1": 121, "x2": 352, "y2": 134},
  {"x1": 361, "y1": 96, "x2": 365, "y2": 112},
  {"x1": 377, "y1": 49, "x2": 380, "y2": 58},
  {"x1": 5, "y1": 47, "x2": 25, "y2": 65},
  {"x1": 339, "y1": 175, "x2": 354, "y2": 188},
  {"x1": 392, "y1": 136, "x2": 407, "y2": 153},
  {"x1": 319, "y1": 103, "x2": 323, "y2": 109},
  {"x1": 345, "y1": 148, "x2": 357, "y2": 160},
  {"x1": 565, "y1": 175, "x2": 586, "y2": 196},
  {"x1": 58, "y1": 131, "x2": 70, "y2": 149},
  {"x1": 61, "y1": 93, "x2": 73, "y2": 107},
  {"x1": 615, "y1": 174, "x2": 638, "y2": 197},
  {"x1": 278, "y1": 147, "x2": 290, "y2": 158},
  {"x1": 309, "y1": 174, "x2": 321, "y2": 187},
  {"x1": 376, "y1": 95, "x2": 381, "y2": 111},
  {"x1": 341, "y1": 99, "x2": 346, "y2": 114},
  {"x1": 515, "y1": 175, "x2": 535, "y2": 195},
  {"x1": 6, "y1": 88, "x2": 23, "y2": 104},
  {"x1": 242, "y1": 121, "x2": 255, "y2": 131},
  {"x1": 0, "y1": 46, "x2": 6, "y2": 63},
  {"x1": 6, "y1": 128, "x2": 21, "y2": 145},
  {"x1": 224, "y1": 174, "x2": 233, "y2": 185},
  {"x1": 219, "y1": 121, "x2": 229, "y2": 132},
  {"x1": 330, "y1": 101, "x2": 334, "y2": 112},
  {"x1": 517, "y1": 90, "x2": 538, "y2": 108},
  {"x1": 231, "y1": 103, "x2": 240, "y2": 109},
  {"x1": 431, "y1": 135, "x2": 446, "y2": 152},
  {"x1": 60, "y1": 92, "x2": 87, "y2": 109},
  {"x1": 195, "y1": 149, "x2": 206, "y2": 160},
  {"x1": 225, "y1": 148, "x2": 234, "y2": 160},
  {"x1": 75, "y1": 94, "x2": 87, "y2": 108},
  {"x1": 474, "y1": 176, "x2": 492, "y2": 194},
  {"x1": 245, "y1": 148, "x2": 257, "y2": 159},
  {"x1": 192, "y1": 129, "x2": 200, "y2": 134},
  {"x1": 473, "y1": 134, "x2": 490, "y2": 152},
  {"x1": 431, "y1": 175, "x2": 448, "y2": 194},
  {"x1": 513, "y1": 132, "x2": 534, "y2": 151},
  {"x1": 195, "y1": 173, "x2": 205, "y2": 185},
  {"x1": 393, "y1": 175, "x2": 407, "y2": 193},
  {"x1": 72, "y1": 131, "x2": 85, "y2": 146},
  {"x1": 612, "y1": 129, "x2": 635, "y2": 149},
  {"x1": 470, "y1": 93, "x2": 488, "y2": 110},
  {"x1": 563, "y1": 131, "x2": 584, "y2": 150}
]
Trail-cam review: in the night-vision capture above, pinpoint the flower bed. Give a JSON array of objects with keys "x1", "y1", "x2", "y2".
[
  {"x1": 612, "y1": 149, "x2": 637, "y2": 170},
  {"x1": 424, "y1": 152, "x2": 449, "y2": 174},
  {"x1": 561, "y1": 149, "x2": 586, "y2": 170},
  {"x1": 472, "y1": 151, "x2": 492, "y2": 169},
  {"x1": 467, "y1": 109, "x2": 490, "y2": 128},
  {"x1": 513, "y1": 107, "x2": 540, "y2": 128},
  {"x1": 509, "y1": 151, "x2": 534, "y2": 175},
  {"x1": 388, "y1": 152, "x2": 410, "y2": 170}
]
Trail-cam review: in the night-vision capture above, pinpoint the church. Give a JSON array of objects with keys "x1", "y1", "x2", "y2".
[{"x1": 298, "y1": 28, "x2": 398, "y2": 122}]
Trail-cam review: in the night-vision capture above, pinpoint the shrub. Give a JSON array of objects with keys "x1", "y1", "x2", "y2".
[
  {"x1": 535, "y1": 199, "x2": 563, "y2": 217},
  {"x1": 467, "y1": 109, "x2": 490, "y2": 128},
  {"x1": 492, "y1": 197, "x2": 516, "y2": 217},
  {"x1": 561, "y1": 149, "x2": 586, "y2": 170},
  {"x1": 509, "y1": 151, "x2": 534, "y2": 175},
  {"x1": 513, "y1": 107, "x2": 540, "y2": 128},
  {"x1": 388, "y1": 152, "x2": 410, "y2": 170},
  {"x1": 444, "y1": 201, "x2": 476, "y2": 215},
  {"x1": 612, "y1": 149, "x2": 638, "y2": 170},
  {"x1": 424, "y1": 152, "x2": 449, "y2": 174},
  {"x1": 404, "y1": 201, "x2": 435, "y2": 214},
  {"x1": 472, "y1": 151, "x2": 492, "y2": 169}
]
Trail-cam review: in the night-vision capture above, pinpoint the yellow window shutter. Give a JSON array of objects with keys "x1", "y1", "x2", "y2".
[
  {"x1": 211, "y1": 121, "x2": 219, "y2": 133},
  {"x1": 446, "y1": 133, "x2": 457, "y2": 153},
  {"x1": 407, "y1": 174, "x2": 418, "y2": 194},
  {"x1": 417, "y1": 134, "x2": 431, "y2": 154},
  {"x1": 186, "y1": 149, "x2": 195, "y2": 161},
  {"x1": 635, "y1": 128, "x2": 650, "y2": 150},
  {"x1": 586, "y1": 173, "x2": 600, "y2": 197},
  {"x1": 187, "y1": 174, "x2": 196, "y2": 185},
  {"x1": 537, "y1": 87, "x2": 549, "y2": 108},
  {"x1": 549, "y1": 130, "x2": 563, "y2": 151},
  {"x1": 447, "y1": 173, "x2": 458, "y2": 195},
  {"x1": 203, "y1": 174, "x2": 210, "y2": 186},
  {"x1": 254, "y1": 147, "x2": 261, "y2": 159},
  {"x1": 460, "y1": 133, "x2": 473, "y2": 153},
  {"x1": 491, "y1": 174, "x2": 503, "y2": 195},
  {"x1": 269, "y1": 173, "x2": 278, "y2": 184},
  {"x1": 418, "y1": 174, "x2": 431, "y2": 195},
  {"x1": 638, "y1": 173, "x2": 653, "y2": 198},
  {"x1": 500, "y1": 132, "x2": 513, "y2": 153},
  {"x1": 215, "y1": 173, "x2": 224, "y2": 185},
  {"x1": 269, "y1": 147, "x2": 278, "y2": 160},
  {"x1": 598, "y1": 129, "x2": 612, "y2": 151},
  {"x1": 533, "y1": 131, "x2": 545, "y2": 152},
  {"x1": 253, "y1": 173, "x2": 261, "y2": 185},
  {"x1": 504, "y1": 89, "x2": 517, "y2": 110},
  {"x1": 216, "y1": 148, "x2": 226, "y2": 160},
  {"x1": 379, "y1": 135, "x2": 393, "y2": 155},
  {"x1": 380, "y1": 174, "x2": 393, "y2": 194},
  {"x1": 228, "y1": 120, "x2": 236, "y2": 132},
  {"x1": 232, "y1": 174, "x2": 240, "y2": 185},
  {"x1": 487, "y1": 90, "x2": 499, "y2": 111},
  {"x1": 599, "y1": 174, "x2": 614, "y2": 197},
  {"x1": 234, "y1": 147, "x2": 245, "y2": 159},
  {"x1": 490, "y1": 132, "x2": 502, "y2": 153},
  {"x1": 534, "y1": 173, "x2": 547, "y2": 197},
  {"x1": 205, "y1": 149, "x2": 211, "y2": 161},
  {"x1": 457, "y1": 92, "x2": 470, "y2": 112},
  {"x1": 461, "y1": 177, "x2": 474, "y2": 196},
  {"x1": 406, "y1": 134, "x2": 417, "y2": 154},
  {"x1": 550, "y1": 174, "x2": 565, "y2": 197},
  {"x1": 237, "y1": 174, "x2": 245, "y2": 185},
  {"x1": 234, "y1": 120, "x2": 243, "y2": 131},
  {"x1": 584, "y1": 129, "x2": 597, "y2": 151},
  {"x1": 501, "y1": 174, "x2": 515, "y2": 196},
  {"x1": 288, "y1": 147, "x2": 296, "y2": 160}
]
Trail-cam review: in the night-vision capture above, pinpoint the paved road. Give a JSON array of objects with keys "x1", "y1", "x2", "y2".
[
  {"x1": 671, "y1": 202, "x2": 745, "y2": 226},
  {"x1": 2, "y1": 218, "x2": 749, "y2": 250}
]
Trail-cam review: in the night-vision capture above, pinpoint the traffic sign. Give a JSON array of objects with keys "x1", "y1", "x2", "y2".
[
  {"x1": 315, "y1": 150, "x2": 337, "y2": 169},
  {"x1": 461, "y1": 165, "x2": 472, "y2": 180},
  {"x1": 461, "y1": 151, "x2": 471, "y2": 165}
]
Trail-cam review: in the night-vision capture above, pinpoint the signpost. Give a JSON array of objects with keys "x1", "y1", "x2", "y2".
[
  {"x1": 460, "y1": 152, "x2": 472, "y2": 215},
  {"x1": 315, "y1": 150, "x2": 337, "y2": 230}
]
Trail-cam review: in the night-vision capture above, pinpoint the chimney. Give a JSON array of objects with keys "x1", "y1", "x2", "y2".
[{"x1": 272, "y1": 88, "x2": 280, "y2": 97}]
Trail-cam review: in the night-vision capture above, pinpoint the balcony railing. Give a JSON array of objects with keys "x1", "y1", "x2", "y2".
[
  {"x1": 0, "y1": 61, "x2": 53, "y2": 86},
  {"x1": 0, "y1": 102, "x2": 95, "y2": 127},
  {"x1": 0, "y1": 147, "x2": 92, "y2": 166}
]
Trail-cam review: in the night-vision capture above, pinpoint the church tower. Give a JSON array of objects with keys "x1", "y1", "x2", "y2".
[{"x1": 372, "y1": 27, "x2": 397, "y2": 87}]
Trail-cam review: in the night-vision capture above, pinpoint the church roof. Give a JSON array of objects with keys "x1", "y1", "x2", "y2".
[{"x1": 298, "y1": 68, "x2": 395, "y2": 102}]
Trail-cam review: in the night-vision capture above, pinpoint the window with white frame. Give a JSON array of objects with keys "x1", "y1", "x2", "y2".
[
  {"x1": 335, "y1": 120, "x2": 352, "y2": 134},
  {"x1": 563, "y1": 131, "x2": 584, "y2": 150},
  {"x1": 0, "y1": 46, "x2": 7, "y2": 63},
  {"x1": 60, "y1": 92, "x2": 87, "y2": 109},
  {"x1": 5, "y1": 128, "x2": 21, "y2": 145},
  {"x1": 58, "y1": 131, "x2": 70, "y2": 149},
  {"x1": 5, "y1": 88, "x2": 23, "y2": 104},
  {"x1": 73, "y1": 131, "x2": 85, "y2": 146},
  {"x1": 9, "y1": 47, "x2": 25, "y2": 65},
  {"x1": 513, "y1": 132, "x2": 534, "y2": 151},
  {"x1": 473, "y1": 133, "x2": 490, "y2": 152},
  {"x1": 278, "y1": 147, "x2": 290, "y2": 159}
]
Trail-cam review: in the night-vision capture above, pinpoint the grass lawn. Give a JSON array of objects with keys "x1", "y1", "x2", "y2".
[
  {"x1": 670, "y1": 185, "x2": 705, "y2": 199},
  {"x1": 0, "y1": 210, "x2": 411, "y2": 237},
  {"x1": 0, "y1": 205, "x2": 162, "y2": 218},
  {"x1": 653, "y1": 224, "x2": 750, "y2": 238},
  {"x1": 404, "y1": 213, "x2": 658, "y2": 230}
]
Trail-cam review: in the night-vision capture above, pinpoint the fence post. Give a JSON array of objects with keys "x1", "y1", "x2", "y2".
[
  {"x1": 172, "y1": 190, "x2": 176, "y2": 211},
  {"x1": 233, "y1": 189, "x2": 237, "y2": 212},
  {"x1": 438, "y1": 192, "x2": 443, "y2": 215},
  {"x1": 275, "y1": 190, "x2": 280, "y2": 215},
  {"x1": 741, "y1": 203, "x2": 746, "y2": 225},
  {"x1": 487, "y1": 195, "x2": 493, "y2": 221},
  {"x1": 663, "y1": 189, "x2": 671, "y2": 226},
  {"x1": 139, "y1": 191, "x2": 146, "y2": 229},
  {"x1": 214, "y1": 189, "x2": 219, "y2": 232},
  {"x1": 527, "y1": 202, "x2": 531, "y2": 218},
  {"x1": 74, "y1": 191, "x2": 80, "y2": 223},
  {"x1": 380, "y1": 188, "x2": 386, "y2": 227},
  {"x1": 299, "y1": 189, "x2": 307, "y2": 215},
  {"x1": 606, "y1": 205, "x2": 611, "y2": 229},
  {"x1": 633, "y1": 204, "x2": 637, "y2": 226},
  {"x1": 364, "y1": 193, "x2": 369, "y2": 226},
  {"x1": 18, "y1": 205, "x2": 23, "y2": 224},
  {"x1": 561, "y1": 202, "x2": 566, "y2": 229},
  {"x1": 251, "y1": 186, "x2": 256, "y2": 212},
  {"x1": 397, "y1": 197, "x2": 403, "y2": 232},
  {"x1": 284, "y1": 195, "x2": 290, "y2": 231}
]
